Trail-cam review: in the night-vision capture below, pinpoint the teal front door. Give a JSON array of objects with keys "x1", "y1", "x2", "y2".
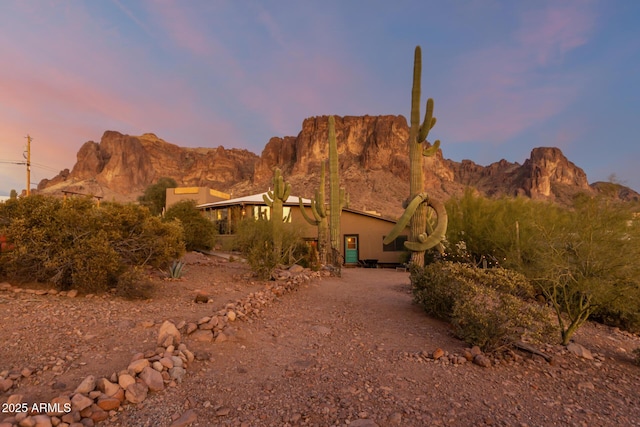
[{"x1": 344, "y1": 235, "x2": 358, "y2": 264}]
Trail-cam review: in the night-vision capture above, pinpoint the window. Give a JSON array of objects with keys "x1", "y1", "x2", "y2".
[{"x1": 383, "y1": 235, "x2": 408, "y2": 252}]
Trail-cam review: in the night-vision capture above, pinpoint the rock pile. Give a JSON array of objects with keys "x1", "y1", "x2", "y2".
[
  {"x1": 183, "y1": 266, "x2": 322, "y2": 343},
  {"x1": 0, "y1": 320, "x2": 193, "y2": 427}
]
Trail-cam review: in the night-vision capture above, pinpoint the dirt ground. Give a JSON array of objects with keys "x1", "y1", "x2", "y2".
[{"x1": 2, "y1": 252, "x2": 640, "y2": 427}]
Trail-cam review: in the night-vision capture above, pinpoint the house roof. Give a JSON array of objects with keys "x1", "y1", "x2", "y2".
[
  {"x1": 197, "y1": 192, "x2": 400, "y2": 224},
  {"x1": 197, "y1": 192, "x2": 312, "y2": 209}
]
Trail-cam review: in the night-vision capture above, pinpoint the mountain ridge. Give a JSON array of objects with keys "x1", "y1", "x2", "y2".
[{"x1": 37, "y1": 115, "x2": 639, "y2": 217}]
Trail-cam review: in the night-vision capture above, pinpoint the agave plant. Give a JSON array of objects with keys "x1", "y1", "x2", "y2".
[{"x1": 167, "y1": 259, "x2": 186, "y2": 279}]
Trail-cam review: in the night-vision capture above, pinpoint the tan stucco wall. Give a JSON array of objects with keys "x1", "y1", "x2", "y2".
[
  {"x1": 340, "y1": 211, "x2": 408, "y2": 264},
  {"x1": 290, "y1": 207, "x2": 408, "y2": 264},
  {"x1": 165, "y1": 187, "x2": 230, "y2": 210}
]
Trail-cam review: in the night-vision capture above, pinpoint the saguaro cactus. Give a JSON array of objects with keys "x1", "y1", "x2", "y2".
[
  {"x1": 383, "y1": 46, "x2": 447, "y2": 267},
  {"x1": 263, "y1": 167, "x2": 292, "y2": 259},
  {"x1": 328, "y1": 115, "x2": 348, "y2": 268},
  {"x1": 299, "y1": 161, "x2": 329, "y2": 265}
]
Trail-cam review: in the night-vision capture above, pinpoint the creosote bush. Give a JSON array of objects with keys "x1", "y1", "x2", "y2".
[
  {"x1": 234, "y1": 218, "x2": 305, "y2": 280},
  {"x1": 164, "y1": 199, "x2": 217, "y2": 251},
  {"x1": 0, "y1": 195, "x2": 184, "y2": 296},
  {"x1": 411, "y1": 262, "x2": 554, "y2": 352}
]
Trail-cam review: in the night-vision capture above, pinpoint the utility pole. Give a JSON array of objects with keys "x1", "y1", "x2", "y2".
[{"x1": 24, "y1": 134, "x2": 32, "y2": 196}]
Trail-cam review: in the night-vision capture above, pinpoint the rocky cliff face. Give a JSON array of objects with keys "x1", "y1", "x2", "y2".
[
  {"x1": 38, "y1": 132, "x2": 259, "y2": 200},
  {"x1": 39, "y1": 115, "x2": 630, "y2": 214}
]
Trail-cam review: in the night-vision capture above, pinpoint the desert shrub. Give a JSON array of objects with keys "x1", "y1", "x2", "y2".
[
  {"x1": 234, "y1": 218, "x2": 304, "y2": 280},
  {"x1": 138, "y1": 177, "x2": 177, "y2": 216},
  {"x1": 164, "y1": 199, "x2": 217, "y2": 251},
  {"x1": 411, "y1": 262, "x2": 554, "y2": 352},
  {"x1": 526, "y1": 194, "x2": 640, "y2": 344},
  {"x1": 0, "y1": 195, "x2": 184, "y2": 293},
  {"x1": 113, "y1": 266, "x2": 154, "y2": 299},
  {"x1": 445, "y1": 189, "x2": 559, "y2": 270}
]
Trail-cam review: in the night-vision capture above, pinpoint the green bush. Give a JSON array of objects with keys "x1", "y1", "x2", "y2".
[
  {"x1": 526, "y1": 194, "x2": 640, "y2": 344},
  {"x1": 138, "y1": 177, "x2": 177, "y2": 216},
  {"x1": 164, "y1": 200, "x2": 217, "y2": 251},
  {"x1": 234, "y1": 218, "x2": 305, "y2": 280},
  {"x1": 411, "y1": 262, "x2": 554, "y2": 352},
  {"x1": 0, "y1": 195, "x2": 184, "y2": 294}
]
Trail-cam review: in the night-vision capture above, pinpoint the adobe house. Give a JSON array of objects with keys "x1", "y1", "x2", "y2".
[
  {"x1": 197, "y1": 193, "x2": 409, "y2": 267},
  {"x1": 165, "y1": 187, "x2": 231, "y2": 210}
]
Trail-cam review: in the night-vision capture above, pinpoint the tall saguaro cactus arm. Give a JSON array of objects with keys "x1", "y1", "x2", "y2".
[
  {"x1": 400, "y1": 46, "x2": 448, "y2": 266},
  {"x1": 299, "y1": 162, "x2": 329, "y2": 265},
  {"x1": 262, "y1": 167, "x2": 291, "y2": 262}
]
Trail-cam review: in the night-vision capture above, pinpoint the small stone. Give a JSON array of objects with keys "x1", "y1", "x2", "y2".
[
  {"x1": 96, "y1": 379, "x2": 120, "y2": 397},
  {"x1": 125, "y1": 382, "x2": 149, "y2": 404},
  {"x1": 152, "y1": 361, "x2": 164, "y2": 372},
  {"x1": 226, "y1": 311, "x2": 236, "y2": 322},
  {"x1": 96, "y1": 397, "x2": 120, "y2": 411},
  {"x1": 470, "y1": 346, "x2": 482, "y2": 357},
  {"x1": 0, "y1": 378, "x2": 13, "y2": 392},
  {"x1": 289, "y1": 264, "x2": 304, "y2": 273},
  {"x1": 171, "y1": 356, "x2": 184, "y2": 368},
  {"x1": 21, "y1": 368, "x2": 33, "y2": 378},
  {"x1": 89, "y1": 405, "x2": 108, "y2": 423},
  {"x1": 196, "y1": 316, "x2": 211, "y2": 325},
  {"x1": 473, "y1": 354, "x2": 491, "y2": 368},
  {"x1": 215, "y1": 407, "x2": 231, "y2": 416},
  {"x1": 32, "y1": 414, "x2": 53, "y2": 427},
  {"x1": 74, "y1": 375, "x2": 96, "y2": 394},
  {"x1": 117, "y1": 374, "x2": 135, "y2": 390},
  {"x1": 139, "y1": 367, "x2": 164, "y2": 392},
  {"x1": 158, "y1": 321, "x2": 181, "y2": 347},
  {"x1": 70, "y1": 393, "x2": 93, "y2": 412},
  {"x1": 182, "y1": 349, "x2": 195, "y2": 363},
  {"x1": 48, "y1": 396, "x2": 72, "y2": 416},
  {"x1": 186, "y1": 323, "x2": 198, "y2": 335},
  {"x1": 432, "y1": 348, "x2": 445, "y2": 360},
  {"x1": 169, "y1": 409, "x2": 197, "y2": 427},
  {"x1": 566, "y1": 342, "x2": 594, "y2": 360},
  {"x1": 169, "y1": 367, "x2": 186, "y2": 383},
  {"x1": 66, "y1": 290, "x2": 78, "y2": 298},
  {"x1": 139, "y1": 320, "x2": 155, "y2": 328},
  {"x1": 215, "y1": 332, "x2": 228, "y2": 343},
  {"x1": 127, "y1": 359, "x2": 149, "y2": 375},
  {"x1": 194, "y1": 292, "x2": 209, "y2": 303}
]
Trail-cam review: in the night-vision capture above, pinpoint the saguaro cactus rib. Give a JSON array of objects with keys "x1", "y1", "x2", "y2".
[
  {"x1": 263, "y1": 167, "x2": 291, "y2": 261},
  {"x1": 299, "y1": 161, "x2": 329, "y2": 265},
  {"x1": 328, "y1": 116, "x2": 348, "y2": 269},
  {"x1": 399, "y1": 46, "x2": 447, "y2": 266}
]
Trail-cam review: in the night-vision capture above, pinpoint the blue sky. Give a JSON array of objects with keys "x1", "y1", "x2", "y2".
[{"x1": 1, "y1": 0, "x2": 639, "y2": 197}]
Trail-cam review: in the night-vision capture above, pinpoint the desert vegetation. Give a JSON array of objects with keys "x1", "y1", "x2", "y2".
[
  {"x1": 411, "y1": 189, "x2": 640, "y2": 351},
  {"x1": 0, "y1": 194, "x2": 185, "y2": 297}
]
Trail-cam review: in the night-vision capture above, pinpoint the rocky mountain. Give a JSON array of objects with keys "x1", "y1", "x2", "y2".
[{"x1": 37, "y1": 115, "x2": 638, "y2": 216}]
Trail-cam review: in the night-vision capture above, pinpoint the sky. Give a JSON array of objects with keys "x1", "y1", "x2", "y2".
[{"x1": 1, "y1": 0, "x2": 639, "y2": 197}]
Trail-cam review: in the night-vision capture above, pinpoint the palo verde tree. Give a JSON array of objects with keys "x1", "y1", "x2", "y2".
[
  {"x1": 383, "y1": 46, "x2": 447, "y2": 267},
  {"x1": 138, "y1": 177, "x2": 178, "y2": 216},
  {"x1": 528, "y1": 194, "x2": 640, "y2": 345},
  {"x1": 299, "y1": 161, "x2": 329, "y2": 265}
]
